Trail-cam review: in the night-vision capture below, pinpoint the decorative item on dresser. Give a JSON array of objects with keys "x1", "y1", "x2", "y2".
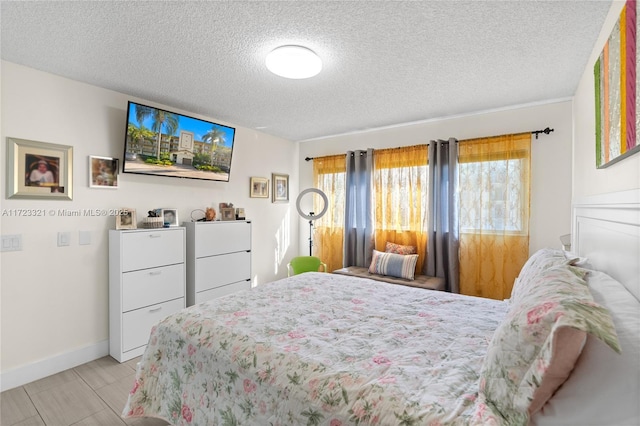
[
  {"x1": 160, "y1": 208, "x2": 178, "y2": 227},
  {"x1": 205, "y1": 207, "x2": 216, "y2": 221},
  {"x1": 115, "y1": 208, "x2": 137, "y2": 230},
  {"x1": 108, "y1": 227, "x2": 186, "y2": 362},
  {"x1": 220, "y1": 207, "x2": 235, "y2": 221},
  {"x1": 184, "y1": 220, "x2": 251, "y2": 306}
]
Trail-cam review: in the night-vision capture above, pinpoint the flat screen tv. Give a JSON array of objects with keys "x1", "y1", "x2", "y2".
[{"x1": 122, "y1": 101, "x2": 236, "y2": 182}]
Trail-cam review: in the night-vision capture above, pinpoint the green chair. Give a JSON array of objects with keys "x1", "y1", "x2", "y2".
[{"x1": 287, "y1": 256, "x2": 327, "y2": 276}]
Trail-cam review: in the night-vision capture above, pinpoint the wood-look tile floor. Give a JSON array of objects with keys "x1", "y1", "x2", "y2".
[{"x1": 1, "y1": 356, "x2": 170, "y2": 426}]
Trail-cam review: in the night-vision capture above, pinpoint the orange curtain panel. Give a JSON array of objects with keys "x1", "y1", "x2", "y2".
[
  {"x1": 313, "y1": 154, "x2": 346, "y2": 272},
  {"x1": 372, "y1": 145, "x2": 429, "y2": 274},
  {"x1": 458, "y1": 133, "x2": 531, "y2": 300}
]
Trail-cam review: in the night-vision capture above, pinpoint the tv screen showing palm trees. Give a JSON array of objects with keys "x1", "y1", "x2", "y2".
[{"x1": 123, "y1": 101, "x2": 236, "y2": 182}]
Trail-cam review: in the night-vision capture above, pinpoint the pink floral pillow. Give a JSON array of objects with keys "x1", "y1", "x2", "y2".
[
  {"x1": 384, "y1": 242, "x2": 417, "y2": 255},
  {"x1": 480, "y1": 264, "x2": 620, "y2": 424},
  {"x1": 510, "y1": 248, "x2": 570, "y2": 304}
]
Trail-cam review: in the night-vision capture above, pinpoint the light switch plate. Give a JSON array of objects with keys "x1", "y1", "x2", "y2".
[
  {"x1": 57, "y1": 231, "x2": 71, "y2": 247},
  {"x1": 79, "y1": 231, "x2": 91, "y2": 245},
  {"x1": 1, "y1": 234, "x2": 22, "y2": 252}
]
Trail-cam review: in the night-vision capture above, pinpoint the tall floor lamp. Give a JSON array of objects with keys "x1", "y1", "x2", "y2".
[{"x1": 295, "y1": 188, "x2": 329, "y2": 256}]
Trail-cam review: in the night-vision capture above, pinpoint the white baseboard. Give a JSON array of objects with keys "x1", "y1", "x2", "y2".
[{"x1": 0, "y1": 340, "x2": 109, "y2": 392}]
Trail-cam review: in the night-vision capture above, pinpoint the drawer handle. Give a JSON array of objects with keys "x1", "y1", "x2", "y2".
[
  {"x1": 149, "y1": 306, "x2": 162, "y2": 313},
  {"x1": 149, "y1": 271, "x2": 162, "y2": 276},
  {"x1": 149, "y1": 234, "x2": 162, "y2": 238}
]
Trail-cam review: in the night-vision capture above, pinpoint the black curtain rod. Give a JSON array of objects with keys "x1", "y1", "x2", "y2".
[
  {"x1": 531, "y1": 127, "x2": 554, "y2": 139},
  {"x1": 304, "y1": 127, "x2": 554, "y2": 161}
]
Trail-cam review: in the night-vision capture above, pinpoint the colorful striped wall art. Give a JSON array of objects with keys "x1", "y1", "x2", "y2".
[{"x1": 594, "y1": 0, "x2": 638, "y2": 168}]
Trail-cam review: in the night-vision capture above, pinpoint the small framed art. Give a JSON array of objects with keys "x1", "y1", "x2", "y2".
[
  {"x1": 220, "y1": 207, "x2": 235, "y2": 221},
  {"x1": 161, "y1": 209, "x2": 179, "y2": 227},
  {"x1": 6, "y1": 137, "x2": 73, "y2": 200},
  {"x1": 272, "y1": 173, "x2": 289, "y2": 203},
  {"x1": 89, "y1": 156, "x2": 118, "y2": 188},
  {"x1": 250, "y1": 177, "x2": 269, "y2": 198},
  {"x1": 116, "y1": 208, "x2": 137, "y2": 230}
]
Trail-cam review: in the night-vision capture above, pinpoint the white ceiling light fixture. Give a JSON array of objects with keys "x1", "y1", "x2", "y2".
[{"x1": 266, "y1": 45, "x2": 322, "y2": 79}]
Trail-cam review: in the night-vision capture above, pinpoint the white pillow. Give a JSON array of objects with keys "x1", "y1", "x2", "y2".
[
  {"x1": 562, "y1": 250, "x2": 592, "y2": 269},
  {"x1": 531, "y1": 270, "x2": 640, "y2": 426}
]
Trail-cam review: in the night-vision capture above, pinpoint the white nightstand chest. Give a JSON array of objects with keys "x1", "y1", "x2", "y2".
[
  {"x1": 108, "y1": 227, "x2": 186, "y2": 362},
  {"x1": 184, "y1": 221, "x2": 252, "y2": 306}
]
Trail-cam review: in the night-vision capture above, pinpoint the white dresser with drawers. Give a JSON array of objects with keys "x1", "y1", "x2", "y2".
[
  {"x1": 184, "y1": 220, "x2": 251, "y2": 306},
  {"x1": 108, "y1": 227, "x2": 186, "y2": 362}
]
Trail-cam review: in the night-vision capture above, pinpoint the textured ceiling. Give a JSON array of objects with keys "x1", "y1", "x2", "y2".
[{"x1": 1, "y1": 1, "x2": 612, "y2": 142}]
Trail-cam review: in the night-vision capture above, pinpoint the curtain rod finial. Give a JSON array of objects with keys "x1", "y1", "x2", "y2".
[{"x1": 532, "y1": 127, "x2": 554, "y2": 139}]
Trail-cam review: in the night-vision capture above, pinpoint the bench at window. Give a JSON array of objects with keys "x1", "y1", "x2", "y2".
[{"x1": 332, "y1": 266, "x2": 445, "y2": 291}]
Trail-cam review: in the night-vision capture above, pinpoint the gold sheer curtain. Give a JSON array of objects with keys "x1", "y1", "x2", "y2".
[
  {"x1": 313, "y1": 155, "x2": 346, "y2": 272},
  {"x1": 373, "y1": 145, "x2": 429, "y2": 273},
  {"x1": 458, "y1": 133, "x2": 531, "y2": 300}
]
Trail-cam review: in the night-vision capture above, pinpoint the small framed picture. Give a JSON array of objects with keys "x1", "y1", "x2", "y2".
[
  {"x1": 250, "y1": 177, "x2": 269, "y2": 198},
  {"x1": 89, "y1": 155, "x2": 118, "y2": 188},
  {"x1": 236, "y1": 208, "x2": 245, "y2": 220},
  {"x1": 161, "y1": 209, "x2": 179, "y2": 227},
  {"x1": 272, "y1": 173, "x2": 289, "y2": 203},
  {"x1": 220, "y1": 207, "x2": 235, "y2": 221},
  {"x1": 6, "y1": 137, "x2": 73, "y2": 200},
  {"x1": 116, "y1": 208, "x2": 137, "y2": 230}
]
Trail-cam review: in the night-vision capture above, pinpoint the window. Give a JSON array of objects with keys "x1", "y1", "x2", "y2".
[
  {"x1": 459, "y1": 157, "x2": 528, "y2": 233},
  {"x1": 315, "y1": 170, "x2": 345, "y2": 229},
  {"x1": 458, "y1": 133, "x2": 531, "y2": 300},
  {"x1": 374, "y1": 160, "x2": 428, "y2": 231},
  {"x1": 373, "y1": 145, "x2": 429, "y2": 272}
]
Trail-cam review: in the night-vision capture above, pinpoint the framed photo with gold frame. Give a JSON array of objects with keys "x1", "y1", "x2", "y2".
[
  {"x1": 250, "y1": 176, "x2": 269, "y2": 198},
  {"x1": 6, "y1": 137, "x2": 73, "y2": 200},
  {"x1": 272, "y1": 173, "x2": 289, "y2": 203}
]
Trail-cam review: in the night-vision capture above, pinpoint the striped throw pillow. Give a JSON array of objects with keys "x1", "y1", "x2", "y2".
[{"x1": 368, "y1": 249, "x2": 419, "y2": 280}]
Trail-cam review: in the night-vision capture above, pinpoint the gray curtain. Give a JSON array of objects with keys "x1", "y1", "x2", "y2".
[
  {"x1": 425, "y1": 138, "x2": 460, "y2": 293},
  {"x1": 343, "y1": 149, "x2": 374, "y2": 268}
]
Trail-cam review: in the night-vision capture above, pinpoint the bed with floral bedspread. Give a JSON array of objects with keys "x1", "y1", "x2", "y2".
[{"x1": 123, "y1": 272, "x2": 508, "y2": 425}]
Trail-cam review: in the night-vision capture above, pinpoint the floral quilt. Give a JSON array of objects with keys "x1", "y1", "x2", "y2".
[{"x1": 123, "y1": 272, "x2": 508, "y2": 425}]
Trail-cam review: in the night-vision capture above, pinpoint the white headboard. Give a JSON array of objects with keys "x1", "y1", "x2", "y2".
[{"x1": 572, "y1": 189, "x2": 640, "y2": 301}]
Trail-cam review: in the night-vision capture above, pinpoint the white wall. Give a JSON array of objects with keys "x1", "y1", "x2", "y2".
[
  {"x1": 298, "y1": 101, "x2": 574, "y2": 257},
  {"x1": 573, "y1": 0, "x2": 640, "y2": 199},
  {"x1": 0, "y1": 61, "x2": 299, "y2": 387}
]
